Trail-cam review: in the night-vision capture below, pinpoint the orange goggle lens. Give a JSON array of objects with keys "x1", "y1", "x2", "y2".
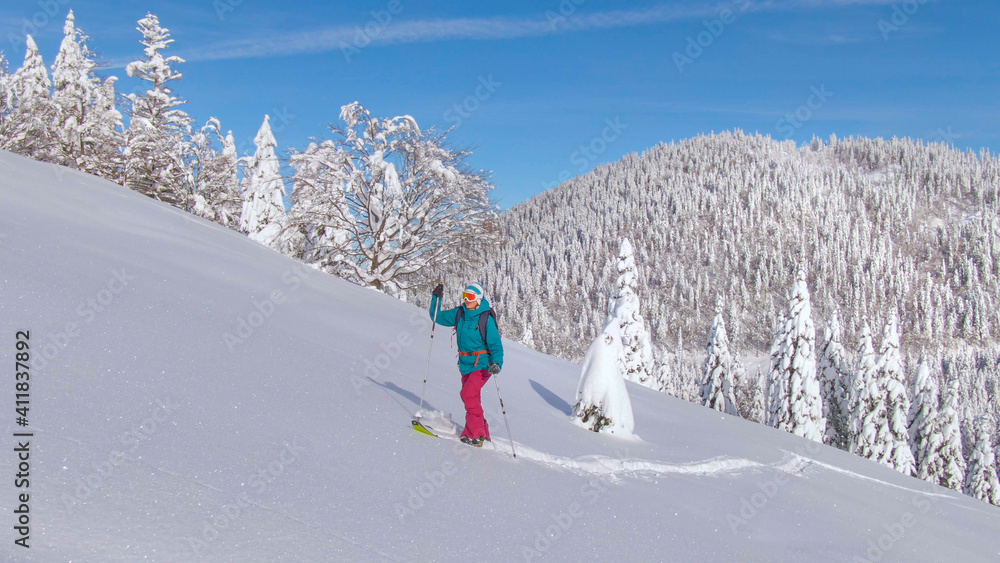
[{"x1": 463, "y1": 292, "x2": 479, "y2": 302}]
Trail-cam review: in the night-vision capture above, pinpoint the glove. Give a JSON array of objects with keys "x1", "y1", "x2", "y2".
[
  {"x1": 488, "y1": 362, "x2": 501, "y2": 375},
  {"x1": 432, "y1": 283, "x2": 444, "y2": 298}
]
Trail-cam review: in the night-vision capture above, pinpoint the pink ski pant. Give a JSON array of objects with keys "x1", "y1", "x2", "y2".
[{"x1": 459, "y1": 369, "x2": 492, "y2": 441}]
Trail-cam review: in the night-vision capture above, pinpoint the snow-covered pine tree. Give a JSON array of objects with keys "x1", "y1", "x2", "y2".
[
  {"x1": 301, "y1": 101, "x2": 498, "y2": 295},
  {"x1": 611, "y1": 238, "x2": 657, "y2": 390},
  {"x1": 192, "y1": 119, "x2": 241, "y2": 228},
  {"x1": 572, "y1": 320, "x2": 634, "y2": 435},
  {"x1": 0, "y1": 53, "x2": 10, "y2": 140},
  {"x1": 750, "y1": 368, "x2": 766, "y2": 424},
  {"x1": 919, "y1": 379, "x2": 967, "y2": 490},
  {"x1": 240, "y1": 115, "x2": 286, "y2": 248},
  {"x1": 51, "y1": 10, "x2": 101, "y2": 170},
  {"x1": 124, "y1": 13, "x2": 193, "y2": 208},
  {"x1": 877, "y1": 316, "x2": 916, "y2": 475},
  {"x1": 964, "y1": 419, "x2": 1000, "y2": 506},
  {"x1": 701, "y1": 313, "x2": 737, "y2": 415},
  {"x1": 2, "y1": 35, "x2": 55, "y2": 161},
  {"x1": 521, "y1": 323, "x2": 535, "y2": 349},
  {"x1": 819, "y1": 311, "x2": 851, "y2": 449},
  {"x1": 767, "y1": 271, "x2": 825, "y2": 441},
  {"x1": 766, "y1": 316, "x2": 787, "y2": 429},
  {"x1": 731, "y1": 354, "x2": 755, "y2": 420},
  {"x1": 661, "y1": 330, "x2": 685, "y2": 399},
  {"x1": 909, "y1": 357, "x2": 940, "y2": 478},
  {"x1": 850, "y1": 320, "x2": 892, "y2": 465},
  {"x1": 659, "y1": 357, "x2": 679, "y2": 398},
  {"x1": 0, "y1": 52, "x2": 8, "y2": 99}
]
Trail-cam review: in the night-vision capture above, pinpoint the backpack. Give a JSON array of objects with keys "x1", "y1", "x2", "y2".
[{"x1": 455, "y1": 306, "x2": 500, "y2": 353}]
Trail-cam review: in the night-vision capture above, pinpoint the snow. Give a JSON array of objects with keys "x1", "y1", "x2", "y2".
[{"x1": 2, "y1": 151, "x2": 1000, "y2": 561}]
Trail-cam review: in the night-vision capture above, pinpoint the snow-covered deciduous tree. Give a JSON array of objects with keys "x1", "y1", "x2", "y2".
[
  {"x1": 240, "y1": 114, "x2": 286, "y2": 248},
  {"x1": 767, "y1": 271, "x2": 825, "y2": 441},
  {"x1": 909, "y1": 357, "x2": 940, "y2": 478},
  {"x1": 850, "y1": 320, "x2": 892, "y2": 464},
  {"x1": 919, "y1": 380, "x2": 967, "y2": 490},
  {"x1": 572, "y1": 320, "x2": 634, "y2": 435},
  {"x1": 283, "y1": 140, "x2": 353, "y2": 273},
  {"x1": 611, "y1": 238, "x2": 657, "y2": 390},
  {"x1": 819, "y1": 311, "x2": 851, "y2": 449},
  {"x1": 2, "y1": 35, "x2": 55, "y2": 160},
  {"x1": 964, "y1": 419, "x2": 1000, "y2": 506},
  {"x1": 124, "y1": 13, "x2": 193, "y2": 207},
  {"x1": 295, "y1": 101, "x2": 498, "y2": 295},
  {"x1": 701, "y1": 313, "x2": 737, "y2": 415},
  {"x1": 192, "y1": 119, "x2": 241, "y2": 227},
  {"x1": 877, "y1": 316, "x2": 916, "y2": 475},
  {"x1": 80, "y1": 76, "x2": 124, "y2": 182}
]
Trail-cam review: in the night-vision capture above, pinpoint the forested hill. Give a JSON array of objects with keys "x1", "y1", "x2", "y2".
[{"x1": 472, "y1": 132, "x2": 999, "y2": 367}]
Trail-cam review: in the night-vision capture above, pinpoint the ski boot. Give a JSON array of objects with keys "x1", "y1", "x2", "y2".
[{"x1": 461, "y1": 436, "x2": 486, "y2": 447}]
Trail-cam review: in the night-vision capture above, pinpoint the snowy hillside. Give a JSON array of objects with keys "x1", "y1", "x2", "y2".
[
  {"x1": 471, "y1": 133, "x2": 999, "y2": 364},
  {"x1": 2, "y1": 150, "x2": 999, "y2": 561}
]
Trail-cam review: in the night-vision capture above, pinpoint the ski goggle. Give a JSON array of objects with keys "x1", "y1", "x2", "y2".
[{"x1": 463, "y1": 291, "x2": 480, "y2": 302}]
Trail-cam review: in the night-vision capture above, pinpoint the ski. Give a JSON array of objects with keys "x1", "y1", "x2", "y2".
[{"x1": 411, "y1": 417, "x2": 467, "y2": 443}]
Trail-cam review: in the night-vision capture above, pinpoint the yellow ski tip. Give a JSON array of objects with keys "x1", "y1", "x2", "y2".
[{"x1": 411, "y1": 420, "x2": 438, "y2": 437}]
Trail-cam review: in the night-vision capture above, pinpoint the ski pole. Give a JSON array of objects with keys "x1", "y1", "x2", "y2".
[
  {"x1": 494, "y1": 376, "x2": 516, "y2": 458},
  {"x1": 417, "y1": 296, "x2": 442, "y2": 417}
]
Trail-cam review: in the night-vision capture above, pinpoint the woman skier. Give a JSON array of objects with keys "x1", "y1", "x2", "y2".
[{"x1": 430, "y1": 283, "x2": 503, "y2": 446}]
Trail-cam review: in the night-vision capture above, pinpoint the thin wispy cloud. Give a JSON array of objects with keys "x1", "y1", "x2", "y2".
[
  {"x1": 178, "y1": 0, "x2": 900, "y2": 63},
  {"x1": 765, "y1": 30, "x2": 871, "y2": 46}
]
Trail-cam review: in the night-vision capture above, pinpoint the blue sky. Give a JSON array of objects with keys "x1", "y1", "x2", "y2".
[{"x1": 2, "y1": 0, "x2": 997, "y2": 207}]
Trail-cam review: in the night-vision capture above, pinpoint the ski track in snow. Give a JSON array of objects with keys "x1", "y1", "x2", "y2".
[
  {"x1": 413, "y1": 412, "x2": 812, "y2": 481},
  {"x1": 411, "y1": 412, "x2": 767, "y2": 483},
  {"x1": 790, "y1": 453, "x2": 965, "y2": 502},
  {"x1": 511, "y1": 441, "x2": 968, "y2": 504},
  {"x1": 428, "y1": 408, "x2": 964, "y2": 502},
  {"x1": 508, "y1": 441, "x2": 811, "y2": 481},
  {"x1": 415, "y1": 412, "x2": 972, "y2": 502},
  {"x1": 417, "y1": 410, "x2": 964, "y2": 496}
]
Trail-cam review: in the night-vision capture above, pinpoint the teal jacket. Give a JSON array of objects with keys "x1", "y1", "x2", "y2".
[{"x1": 430, "y1": 295, "x2": 504, "y2": 375}]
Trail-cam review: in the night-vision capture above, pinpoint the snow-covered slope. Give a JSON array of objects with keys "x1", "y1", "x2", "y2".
[{"x1": 1, "y1": 151, "x2": 999, "y2": 561}]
